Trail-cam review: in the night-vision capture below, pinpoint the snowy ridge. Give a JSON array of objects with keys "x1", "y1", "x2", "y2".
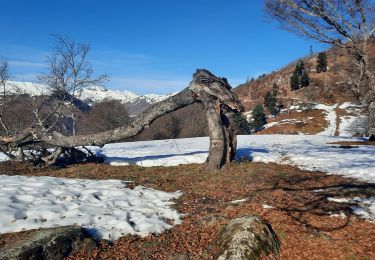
[
  {"x1": 4, "y1": 81, "x2": 50, "y2": 96},
  {"x1": 0, "y1": 175, "x2": 182, "y2": 240},
  {"x1": 5, "y1": 81, "x2": 175, "y2": 105}
]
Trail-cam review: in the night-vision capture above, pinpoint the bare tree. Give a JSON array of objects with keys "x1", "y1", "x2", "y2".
[
  {"x1": 265, "y1": 0, "x2": 375, "y2": 133},
  {"x1": 39, "y1": 35, "x2": 108, "y2": 135},
  {"x1": 0, "y1": 58, "x2": 9, "y2": 135}
]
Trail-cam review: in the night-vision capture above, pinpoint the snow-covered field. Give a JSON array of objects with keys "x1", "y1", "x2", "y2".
[
  {"x1": 91, "y1": 135, "x2": 375, "y2": 222},
  {"x1": 1, "y1": 134, "x2": 374, "y2": 239},
  {"x1": 93, "y1": 135, "x2": 375, "y2": 183},
  {"x1": 0, "y1": 175, "x2": 181, "y2": 240}
]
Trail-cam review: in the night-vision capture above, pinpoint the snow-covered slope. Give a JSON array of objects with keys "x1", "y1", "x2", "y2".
[
  {"x1": 77, "y1": 85, "x2": 176, "y2": 105},
  {"x1": 5, "y1": 81, "x2": 175, "y2": 106}
]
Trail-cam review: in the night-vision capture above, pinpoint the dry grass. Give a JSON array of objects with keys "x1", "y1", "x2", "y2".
[
  {"x1": 0, "y1": 161, "x2": 374, "y2": 259},
  {"x1": 259, "y1": 109, "x2": 327, "y2": 135},
  {"x1": 328, "y1": 141, "x2": 375, "y2": 146}
]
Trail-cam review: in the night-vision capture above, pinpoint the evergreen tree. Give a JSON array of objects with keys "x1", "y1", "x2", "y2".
[
  {"x1": 301, "y1": 70, "x2": 310, "y2": 87},
  {"x1": 251, "y1": 104, "x2": 266, "y2": 131},
  {"x1": 290, "y1": 60, "x2": 310, "y2": 90},
  {"x1": 316, "y1": 52, "x2": 328, "y2": 73},
  {"x1": 296, "y1": 60, "x2": 304, "y2": 74},
  {"x1": 264, "y1": 91, "x2": 278, "y2": 115},
  {"x1": 233, "y1": 113, "x2": 251, "y2": 134},
  {"x1": 290, "y1": 72, "x2": 300, "y2": 91}
]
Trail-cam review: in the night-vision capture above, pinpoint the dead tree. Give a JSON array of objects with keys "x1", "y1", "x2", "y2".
[
  {"x1": 0, "y1": 58, "x2": 10, "y2": 136},
  {"x1": 0, "y1": 69, "x2": 244, "y2": 170}
]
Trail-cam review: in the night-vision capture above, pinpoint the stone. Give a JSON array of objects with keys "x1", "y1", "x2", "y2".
[
  {"x1": 213, "y1": 216, "x2": 280, "y2": 260},
  {"x1": 0, "y1": 225, "x2": 96, "y2": 260}
]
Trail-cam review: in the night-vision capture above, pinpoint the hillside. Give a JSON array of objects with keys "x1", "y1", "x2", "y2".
[
  {"x1": 234, "y1": 41, "x2": 375, "y2": 109},
  {"x1": 233, "y1": 40, "x2": 375, "y2": 136}
]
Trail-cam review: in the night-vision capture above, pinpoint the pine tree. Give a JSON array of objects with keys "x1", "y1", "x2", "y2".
[
  {"x1": 296, "y1": 60, "x2": 304, "y2": 75},
  {"x1": 233, "y1": 113, "x2": 251, "y2": 134},
  {"x1": 251, "y1": 104, "x2": 266, "y2": 131},
  {"x1": 291, "y1": 60, "x2": 310, "y2": 90},
  {"x1": 316, "y1": 52, "x2": 328, "y2": 73},
  {"x1": 264, "y1": 91, "x2": 278, "y2": 115},
  {"x1": 301, "y1": 70, "x2": 310, "y2": 87},
  {"x1": 290, "y1": 71, "x2": 300, "y2": 91}
]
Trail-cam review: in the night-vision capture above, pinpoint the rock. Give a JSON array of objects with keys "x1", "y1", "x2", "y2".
[
  {"x1": 213, "y1": 216, "x2": 280, "y2": 260},
  {"x1": 369, "y1": 134, "x2": 375, "y2": 142},
  {"x1": 0, "y1": 225, "x2": 96, "y2": 260}
]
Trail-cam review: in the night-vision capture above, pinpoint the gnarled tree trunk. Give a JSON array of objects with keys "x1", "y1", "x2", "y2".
[{"x1": 0, "y1": 69, "x2": 244, "y2": 170}]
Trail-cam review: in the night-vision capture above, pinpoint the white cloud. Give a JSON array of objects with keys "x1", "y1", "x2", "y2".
[{"x1": 8, "y1": 60, "x2": 46, "y2": 68}]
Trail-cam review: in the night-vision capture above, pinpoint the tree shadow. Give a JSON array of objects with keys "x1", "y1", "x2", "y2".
[{"x1": 257, "y1": 173, "x2": 375, "y2": 232}]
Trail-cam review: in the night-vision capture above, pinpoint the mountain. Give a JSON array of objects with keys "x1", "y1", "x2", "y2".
[
  {"x1": 232, "y1": 40, "x2": 374, "y2": 136},
  {"x1": 4, "y1": 81, "x2": 176, "y2": 116}
]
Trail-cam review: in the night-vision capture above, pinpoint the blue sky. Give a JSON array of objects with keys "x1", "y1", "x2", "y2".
[{"x1": 1, "y1": 0, "x2": 327, "y2": 94}]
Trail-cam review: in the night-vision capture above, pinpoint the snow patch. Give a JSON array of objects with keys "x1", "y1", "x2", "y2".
[
  {"x1": 230, "y1": 198, "x2": 248, "y2": 204},
  {"x1": 262, "y1": 204, "x2": 274, "y2": 209},
  {"x1": 315, "y1": 104, "x2": 338, "y2": 136},
  {"x1": 328, "y1": 196, "x2": 375, "y2": 221},
  {"x1": 0, "y1": 175, "x2": 182, "y2": 240}
]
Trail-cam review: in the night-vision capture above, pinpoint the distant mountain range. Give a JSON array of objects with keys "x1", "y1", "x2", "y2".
[{"x1": 5, "y1": 81, "x2": 177, "y2": 116}]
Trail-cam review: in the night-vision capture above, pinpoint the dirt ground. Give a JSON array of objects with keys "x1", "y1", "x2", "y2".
[
  {"x1": 0, "y1": 161, "x2": 374, "y2": 259},
  {"x1": 258, "y1": 109, "x2": 328, "y2": 135}
]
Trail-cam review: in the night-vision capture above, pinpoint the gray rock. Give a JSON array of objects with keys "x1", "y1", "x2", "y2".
[
  {"x1": 0, "y1": 225, "x2": 95, "y2": 260},
  {"x1": 214, "y1": 216, "x2": 280, "y2": 260}
]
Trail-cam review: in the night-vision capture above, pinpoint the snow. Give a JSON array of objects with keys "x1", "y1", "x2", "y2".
[
  {"x1": 1, "y1": 134, "x2": 375, "y2": 235},
  {"x1": 338, "y1": 103, "x2": 367, "y2": 137},
  {"x1": 339, "y1": 115, "x2": 367, "y2": 137},
  {"x1": 263, "y1": 121, "x2": 279, "y2": 129},
  {"x1": 230, "y1": 198, "x2": 248, "y2": 204},
  {"x1": 77, "y1": 86, "x2": 176, "y2": 105},
  {"x1": 262, "y1": 119, "x2": 310, "y2": 131},
  {"x1": 5, "y1": 81, "x2": 174, "y2": 105},
  {"x1": 93, "y1": 139, "x2": 209, "y2": 167},
  {"x1": 5, "y1": 81, "x2": 51, "y2": 96},
  {"x1": 262, "y1": 204, "x2": 274, "y2": 209},
  {"x1": 339, "y1": 102, "x2": 356, "y2": 109},
  {"x1": 89, "y1": 135, "x2": 375, "y2": 184},
  {"x1": 77, "y1": 86, "x2": 139, "y2": 104},
  {"x1": 0, "y1": 175, "x2": 181, "y2": 240},
  {"x1": 328, "y1": 196, "x2": 375, "y2": 222},
  {"x1": 315, "y1": 104, "x2": 338, "y2": 136}
]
